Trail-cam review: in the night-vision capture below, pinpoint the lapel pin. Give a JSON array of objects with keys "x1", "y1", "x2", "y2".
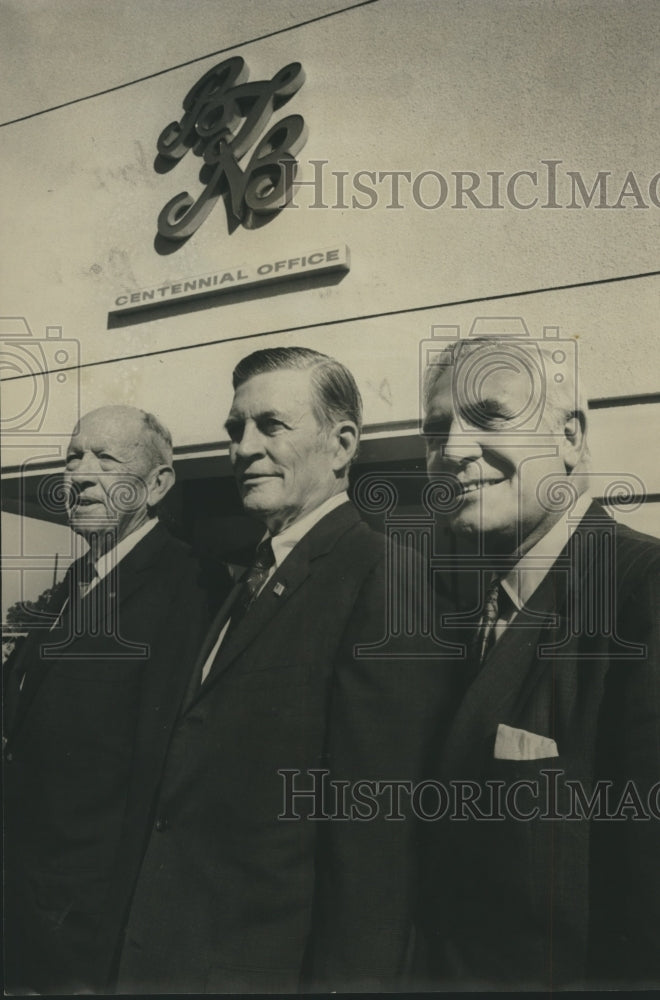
[{"x1": 273, "y1": 582, "x2": 286, "y2": 597}]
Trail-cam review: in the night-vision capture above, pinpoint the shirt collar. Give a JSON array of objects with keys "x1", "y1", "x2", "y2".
[
  {"x1": 500, "y1": 492, "x2": 593, "y2": 612},
  {"x1": 92, "y1": 518, "x2": 158, "y2": 582},
  {"x1": 268, "y1": 492, "x2": 349, "y2": 568}
]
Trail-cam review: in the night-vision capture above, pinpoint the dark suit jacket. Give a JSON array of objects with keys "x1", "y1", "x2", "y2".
[
  {"x1": 418, "y1": 502, "x2": 660, "y2": 989},
  {"x1": 3, "y1": 522, "x2": 214, "y2": 994},
  {"x1": 116, "y1": 501, "x2": 456, "y2": 995}
]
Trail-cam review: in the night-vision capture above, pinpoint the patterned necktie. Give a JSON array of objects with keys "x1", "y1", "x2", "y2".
[
  {"x1": 226, "y1": 538, "x2": 275, "y2": 637},
  {"x1": 76, "y1": 554, "x2": 98, "y2": 599},
  {"x1": 477, "y1": 576, "x2": 503, "y2": 665}
]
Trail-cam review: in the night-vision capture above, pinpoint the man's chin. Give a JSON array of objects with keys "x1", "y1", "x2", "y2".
[
  {"x1": 241, "y1": 486, "x2": 279, "y2": 512},
  {"x1": 448, "y1": 512, "x2": 481, "y2": 537},
  {"x1": 68, "y1": 515, "x2": 115, "y2": 540},
  {"x1": 239, "y1": 495, "x2": 271, "y2": 518},
  {"x1": 448, "y1": 513, "x2": 516, "y2": 550}
]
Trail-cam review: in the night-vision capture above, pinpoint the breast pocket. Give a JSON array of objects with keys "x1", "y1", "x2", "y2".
[{"x1": 486, "y1": 756, "x2": 567, "y2": 819}]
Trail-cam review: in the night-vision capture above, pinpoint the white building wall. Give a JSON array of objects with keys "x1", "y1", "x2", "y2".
[{"x1": 2, "y1": 0, "x2": 659, "y2": 614}]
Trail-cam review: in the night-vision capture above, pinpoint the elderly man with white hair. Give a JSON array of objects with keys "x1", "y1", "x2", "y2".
[{"x1": 4, "y1": 405, "x2": 218, "y2": 994}]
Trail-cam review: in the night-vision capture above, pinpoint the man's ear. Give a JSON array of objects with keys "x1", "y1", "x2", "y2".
[
  {"x1": 562, "y1": 411, "x2": 586, "y2": 472},
  {"x1": 330, "y1": 421, "x2": 359, "y2": 474},
  {"x1": 146, "y1": 464, "x2": 176, "y2": 508}
]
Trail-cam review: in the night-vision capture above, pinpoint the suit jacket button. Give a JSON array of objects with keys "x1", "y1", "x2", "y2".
[
  {"x1": 155, "y1": 817, "x2": 169, "y2": 832},
  {"x1": 5, "y1": 751, "x2": 13, "y2": 762}
]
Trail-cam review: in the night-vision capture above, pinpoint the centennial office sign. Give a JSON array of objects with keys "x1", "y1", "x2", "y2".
[
  {"x1": 156, "y1": 57, "x2": 307, "y2": 245},
  {"x1": 110, "y1": 245, "x2": 349, "y2": 316}
]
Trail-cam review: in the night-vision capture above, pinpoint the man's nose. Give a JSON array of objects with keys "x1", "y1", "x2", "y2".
[
  {"x1": 66, "y1": 453, "x2": 101, "y2": 483},
  {"x1": 232, "y1": 421, "x2": 265, "y2": 461},
  {"x1": 442, "y1": 420, "x2": 483, "y2": 464}
]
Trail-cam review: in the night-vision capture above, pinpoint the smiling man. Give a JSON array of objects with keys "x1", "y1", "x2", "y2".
[
  {"x1": 3, "y1": 405, "x2": 215, "y2": 994},
  {"x1": 227, "y1": 362, "x2": 354, "y2": 535},
  {"x1": 424, "y1": 337, "x2": 591, "y2": 553},
  {"x1": 418, "y1": 336, "x2": 660, "y2": 989},
  {"x1": 116, "y1": 347, "x2": 447, "y2": 995}
]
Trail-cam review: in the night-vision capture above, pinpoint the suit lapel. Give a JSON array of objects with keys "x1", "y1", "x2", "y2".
[
  {"x1": 185, "y1": 502, "x2": 361, "y2": 709},
  {"x1": 437, "y1": 508, "x2": 609, "y2": 780},
  {"x1": 213, "y1": 555, "x2": 312, "y2": 667},
  {"x1": 4, "y1": 628, "x2": 51, "y2": 736},
  {"x1": 98, "y1": 521, "x2": 173, "y2": 607},
  {"x1": 185, "y1": 540, "x2": 314, "y2": 708},
  {"x1": 5, "y1": 566, "x2": 81, "y2": 741},
  {"x1": 6, "y1": 523, "x2": 172, "y2": 744},
  {"x1": 179, "y1": 585, "x2": 244, "y2": 710},
  {"x1": 123, "y1": 529, "x2": 206, "y2": 809},
  {"x1": 440, "y1": 565, "x2": 567, "y2": 779}
]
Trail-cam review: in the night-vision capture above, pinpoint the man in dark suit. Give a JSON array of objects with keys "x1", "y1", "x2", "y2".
[
  {"x1": 419, "y1": 335, "x2": 660, "y2": 988},
  {"x1": 3, "y1": 405, "x2": 213, "y2": 994},
  {"x1": 116, "y1": 347, "x2": 450, "y2": 994}
]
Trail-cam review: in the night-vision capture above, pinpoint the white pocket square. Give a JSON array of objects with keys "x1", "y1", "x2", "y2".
[{"x1": 494, "y1": 724, "x2": 559, "y2": 760}]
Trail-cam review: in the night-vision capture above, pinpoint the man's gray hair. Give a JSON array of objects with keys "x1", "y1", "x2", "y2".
[
  {"x1": 140, "y1": 409, "x2": 173, "y2": 467},
  {"x1": 232, "y1": 347, "x2": 363, "y2": 434}
]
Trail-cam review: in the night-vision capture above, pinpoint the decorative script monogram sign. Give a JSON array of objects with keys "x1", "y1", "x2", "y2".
[{"x1": 156, "y1": 57, "x2": 307, "y2": 244}]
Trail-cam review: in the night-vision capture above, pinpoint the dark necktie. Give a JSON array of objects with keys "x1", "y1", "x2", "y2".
[
  {"x1": 465, "y1": 576, "x2": 506, "y2": 683},
  {"x1": 50, "y1": 553, "x2": 99, "y2": 637},
  {"x1": 47, "y1": 554, "x2": 95, "y2": 629},
  {"x1": 75, "y1": 554, "x2": 98, "y2": 599},
  {"x1": 225, "y1": 538, "x2": 275, "y2": 638}
]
